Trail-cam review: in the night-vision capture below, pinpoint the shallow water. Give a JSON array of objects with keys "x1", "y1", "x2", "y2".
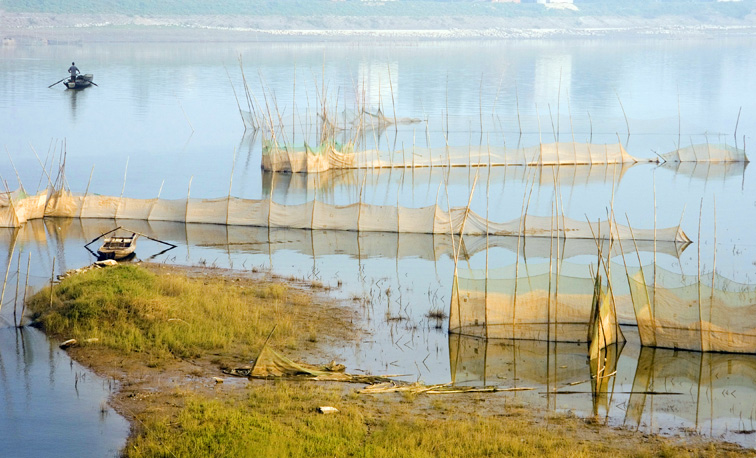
[
  {"x1": 1, "y1": 38, "x2": 756, "y2": 451},
  {"x1": 0, "y1": 327, "x2": 129, "y2": 458}
]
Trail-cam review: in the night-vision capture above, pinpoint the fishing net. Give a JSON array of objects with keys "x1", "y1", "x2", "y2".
[
  {"x1": 627, "y1": 266, "x2": 756, "y2": 353},
  {"x1": 661, "y1": 143, "x2": 748, "y2": 162},
  {"x1": 451, "y1": 262, "x2": 642, "y2": 343},
  {"x1": 262, "y1": 141, "x2": 652, "y2": 172},
  {"x1": 2, "y1": 188, "x2": 691, "y2": 244}
]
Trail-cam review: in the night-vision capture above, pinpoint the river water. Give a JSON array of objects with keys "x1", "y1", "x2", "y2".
[{"x1": 1, "y1": 37, "x2": 756, "y2": 452}]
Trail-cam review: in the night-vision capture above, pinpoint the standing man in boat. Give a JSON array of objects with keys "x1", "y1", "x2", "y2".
[{"x1": 68, "y1": 62, "x2": 80, "y2": 82}]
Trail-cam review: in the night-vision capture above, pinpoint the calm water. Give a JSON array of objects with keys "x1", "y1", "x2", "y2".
[{"x1": 1, "y1": 37, "x2": 756, "y2": 452}]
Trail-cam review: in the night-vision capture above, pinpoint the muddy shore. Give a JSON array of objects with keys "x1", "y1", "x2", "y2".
[{"x1": 37, "y1": 262, "x2": 755, "y2": 457}]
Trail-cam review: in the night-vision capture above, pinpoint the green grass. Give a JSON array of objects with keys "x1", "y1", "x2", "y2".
[
  {"x1": 124, "y1": 381, "x2": 743, "y2": 458},
  {"x1": 27, "y1": 264, "x2": 307, "y2": 360}
]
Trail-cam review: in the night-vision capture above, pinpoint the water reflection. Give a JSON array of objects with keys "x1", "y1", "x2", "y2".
[
  {"x1": 626, "y1": 347, "x2": 756, "y2": 436},
  {"x1": 448, "y1": 333, "x2": 756, "y2": 447},
  {"x1": 0, "y1": 328, "x2": 128, "y2": 458},
  {"x1": 68, "y1": 87, "x2": 83, "y2": 121}
]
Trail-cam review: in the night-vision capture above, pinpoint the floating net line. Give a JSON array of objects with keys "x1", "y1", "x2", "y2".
[
  {"x1": 0, "y1": 189, "x2": 691, "y2": 245},
  {"x1": 627, "y1": 265, "x2": 756, "y2": 353},
  {"x1": 262, "y1": 140, "x2": 651, "y2": 172},
  {"x1": 262, "y1": 140, "x2": 748, "y2": 173}
]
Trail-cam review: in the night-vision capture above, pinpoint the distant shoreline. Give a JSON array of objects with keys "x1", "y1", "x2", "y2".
[{"x1": 3, "y1": 12, "x2": 756, "y2": 43}]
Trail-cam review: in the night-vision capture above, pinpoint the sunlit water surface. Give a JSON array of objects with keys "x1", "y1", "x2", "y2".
[{"x1": 1, "y1": 38, "x2": 756, "y2": 452}]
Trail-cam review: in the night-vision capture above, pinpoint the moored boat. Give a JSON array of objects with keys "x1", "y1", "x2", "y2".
[{"x1": 97, "y1": 232, "x2": 138, "y2": 260}]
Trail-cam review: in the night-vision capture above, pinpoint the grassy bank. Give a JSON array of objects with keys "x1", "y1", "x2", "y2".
[
  {"x1": 27, "y1": 264, "x2": 337, "y2": 364},
  {"x1": 27, "y1": 264, "x2": 753, "y2": 458}
]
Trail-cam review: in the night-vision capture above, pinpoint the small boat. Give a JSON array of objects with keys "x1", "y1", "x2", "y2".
[
  {"x1": 97, "y1": 232, "x2": 138, "y2": 260},
  {"x1": 65, "y1": 74, "x2": 94, "y2": 89}
]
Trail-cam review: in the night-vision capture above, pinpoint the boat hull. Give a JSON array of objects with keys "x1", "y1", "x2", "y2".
[
  {"x1": 65, "y1": 74, "x2": 93, "y2": 90},
  {"x1": 97, "y1": 234, "x2": 137, "y2": 260}
]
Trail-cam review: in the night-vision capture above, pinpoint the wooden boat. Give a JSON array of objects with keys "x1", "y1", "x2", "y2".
[
  {"x1": 65, "y1": 74, "x2": 94, "y2": 89},
  {"x1": 97, "y1": 232, "x2": 138, "y2": 260}
]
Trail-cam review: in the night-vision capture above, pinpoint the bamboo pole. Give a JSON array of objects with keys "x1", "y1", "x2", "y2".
[
  {"x1": 0, "y1": 229, "x2": 18, "y2": 314},
  {"x1": 584, "y1": 217, "x2": 622, "y2": 347},
  {"x1": 479, "y1": 74, "x2": 484, "y2": 143},
  {"x1": 616, "y1": 91, "x2": 630, "y2": 137},
  {"x1": 1, "y1": 175, "x2": 19, "y2": 227},
  {"x1": 13, "y1": 251, "x2": 20, "y2": 326},
  {"x1": 117, "y1": 157, "x2": 129, "y2": 220},
  {"x1": 387, "y1": 63, "x2": 399, "y2": 131},
  {"x1": 227, "y1": 148, "x2": 237, "y2": 226},
  {"x1": 225, "y1": 65, "x2": 247, "y2": 130},
  {"x1": 49, "y1": 256, "x2": 55, "y2": 309},
  {"x1": 293, "y1": 63, "x2": 296, "y2": 143},
  {"x1": 515, "y1": 81, "x2": 522, "y2": 136},
  {"x1": 625, "y1": 214, "x2": 656, "y2": 345},
  {"x1": 458, "y1": 173, "x2": 480, "y2": 238},
  {"x1": 734, "y1": 106, "x2": 742, "y2": 150},
  {"x1": 710, "y1": 196, "x2": 717, "y2": 350},
  {"x1": 557, "y1": 67, "x2": 562, "y2": 141},
  {"x1": 697, "y1": 198, "x2": 704, "y2": 351},
  {"x1": 80, "y1": 165, "x2": 95, "y2": 218},
  {"x1": 653, "y1": 171, "x2": 657, "y2": 326},
  {"x1": 185, "y1": 176, "x2": 193, "y2": 223},
  {"x1": 512, "y1": 175, "x2": 529, "y2": 339},
  {"x1": 444, "y1": 174, "x2": 461, "y2": 332},
  {"x1": 29, "y1": 142, "x2": 54, "y2": 191},
  {"x1": 547, "y1": 192, "x2": 555, "y2": 342},
  {"x1": 427, "y1": 122, "x2": 433, "y2": 169},
  {"x1": 239, "y1": 56, "x2": 258, "y2": 128},
  {"x1": 445, "y1": 74, "x2": 449, "y2": 139},
  {"x1": 177, "y1": 98, "x2": 194, "y2": 133},
  {"x1": 485, "y1": 151, "x2": 490, "y2": 338},
  {"x1": 548, "y1": 104, "x2": 560, "y2": 164},
  {"x1": 677, "y1": 93, "x2": 682, "y2": 153},
  {"x1": 19, "y1": 252, "x2": 30, "y2": 327},
  {"x1": 5, "y1": 147, "x2": 24, "y2": 193},
  {"x1": 147, "y1": 179, "x2": 164, "y2": 221}
]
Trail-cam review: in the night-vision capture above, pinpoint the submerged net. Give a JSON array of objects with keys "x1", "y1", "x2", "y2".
[
  {"x1": 363, "y1": 108, "x2": 422, "y2": 127},
  {"x1": 661, "y1": 143, "x2": 748, "y2": 163},
  {"x1": 627, "y1": 266, "x2": 756, "y2": 353}
]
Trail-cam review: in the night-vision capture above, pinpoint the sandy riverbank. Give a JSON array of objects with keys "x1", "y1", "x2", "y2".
[{"x1": 3, "y1": 11, "x2": 756, "y2": 44}]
